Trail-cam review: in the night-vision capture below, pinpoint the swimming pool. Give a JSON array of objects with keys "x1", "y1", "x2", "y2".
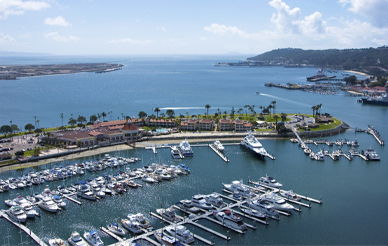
[{"x1": 156, "y1": 128, "x2": 170, "y2": 134}]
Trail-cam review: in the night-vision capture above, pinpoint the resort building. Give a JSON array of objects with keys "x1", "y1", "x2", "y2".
[
  {"x1": 234, "y1": 119, "x2": 252, "y2": 132},
  {"x1": 219, "y1": 119, "x2": 233, "y2": 131},
  {"x1": 198, "y1": 119, "x2": 214, "y2": 131},
  {"x1": 180, "y1": 119, "x2": 198, "y2": 131},
  {"x1": 146, "y1": 118, "x2": 176, "y2": 127}
]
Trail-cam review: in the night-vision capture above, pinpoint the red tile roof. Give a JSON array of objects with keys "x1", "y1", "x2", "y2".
[
  {"x1": 121, "y1": 123, "x2": 139, "y2": 131},
  {"x1": 200, "y1": 119, "x2": 212, "y2": 123}
]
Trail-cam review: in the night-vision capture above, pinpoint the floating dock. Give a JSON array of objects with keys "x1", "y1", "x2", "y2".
[
  {"x1": 209, "y1": 144, "x2": 229, "y2": 162},
  {"x1": 62, "y1": 194, "x2": 82, "y2": 205},
  {"x1": 100, "y1": 226, "x2": 124, "y2": 242},
  {"x1": 0, "y1": 211, "x2": 48, "y2": 246},
  {"x1": 367, "y1": 126, "x2": 385, "y2": 145}
]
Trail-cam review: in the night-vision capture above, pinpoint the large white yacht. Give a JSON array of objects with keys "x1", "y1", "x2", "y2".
[
  {"x1": 223, "y1": 180, "x2": 254, "y2": 198},
  {"x1": 364, "y1": 148, "x2": 380, "y2": 161},
  {"x1": 213, "y1": 210, "x2": 247, "y2": 231},
  {"x1": 240, "y1": 131, "x2": 268, "y2": 158},
  {"x1": 165, "y1": 225, "x2": 195, "y2": 244},
  {"x1": 68, "y1": 231, "x2": 88, "y2": 246},
  {"x1": 171, "y1": 146, "x2": 184, "y2": 159},
  {"x1": 178, "y1": 139, "x2": 193, "y2": 157},
  {"x1": 248, "y1": 199, "x2": 279, "y2": 217},
  {"x1": 83, "y1": 231, "x2": 104, "y2": 246},
  {"x1": 5, "y1": 206, "x2": 27, "y2": 223},
  {"x1": 258, "y1": 175, "x2": 283, "y2": 188},
  {"x1": 213, "y1": 140, "x2": 224, "y2": 152},
  {"x1": 156, "y1": 206, "x2": 182, "y2": 223},
  {"x1": 38, "y1": 196, "x2": 60, "y2": 213},
  {"x1": 259, "y1": 192, "x2": 295, "y2": 212},
  {"x1": 127, "y1": 213, "x2": 151, "y2": 229},
  {"x1": 191, "y1": 195, "x2": 214, "y2": 210},
  {"x1": 204, "y1": 193, "x2": 227, "y2": 208}
]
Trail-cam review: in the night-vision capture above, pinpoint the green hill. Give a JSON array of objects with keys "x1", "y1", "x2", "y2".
[{"x1": 247, "y1": 47, "x2": 388, "y2": 76}]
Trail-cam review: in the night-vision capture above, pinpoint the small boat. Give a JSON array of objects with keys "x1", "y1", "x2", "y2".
[
  {"x1": 279, "y1": 190, "x2": 302, "y2": 202},
  {"x1": 77, "y1": 191, "x2": 97, "y2": 201},
  {"x1": 255, "y1": 92, "x2": 260, "y2": 95},
  {"x1": 304, "y1": 148, "x2": 312, "y2": 155},
  {"x1": 239, "y1": 206, "x2": 266, "y2": 220},
  {"x1": 213, "y1": 210, "x2": 247, "y2": 231},
  {"x1": 49, "y1": 238, "x2": 66, "y2": 246},
  {"x1": 364, "y1": 148, "x2": 380, "y2": 161},
  {"x1": 178, "y1": 200, "x2": 200, "y2": 213},
  {"x1": 191, "y1": 195, "x2": 215, "y2": 210},
  {"x1": 121, "y1": 219, "x2": 143, "y2": 234},
  {"x1": 127, "y1": 213, "x2": 151, "y2": 228},
  {"x1": 20, "y1": 203, "x2": 39, "y2": 218},
  {"x1": 107, "y1": 222, "x2": 126, "y2": 237},
  {"x1": 171, "y1": 146, "x2": 183, "y2": 159},
  {"x1": 156, "y1": 206, "x2": 182, "y2": 223},
  {"x1": 204, "y1": 193, "x2": 227, "y2": 208},
  {"x1": 258, "y1": 175, "x2": 283, "y2": 188},
  {"x1": 68, "y1": 231, "x2": 88, "y2": 246},
  {"x1": 53, "y1": 195, "x2": 67, "y2": 208},
  {"x1": 83, "y1": 230, "x2": 104, "y2": 246},
  {"x1": 5, "y1": 199, "x2": 18, "y2": 207},
  {"x1": 154, "y1": 231, "x2": 183, "y2": 246},
  {"x1": 165, "y1": 225, "x2": 195, "y2": 244},
  {"x1": 247, "y1": 199, "x2": 279, "y2": 217},
  {"x1": 5, "y1": 206, "x2": 27, "y2": 223},
  {"x1": 232, "y1": 191, "x2": 242, "y2": 200},
  {"x1": 213, "y1": 140, "x2": 224, "y2": 152},
  {"x1": 38, "y1": 196, "x2": 60, "y2": 213},
  {"x1": 141, "y1": 175, "x2": 158, "y2": 183}
]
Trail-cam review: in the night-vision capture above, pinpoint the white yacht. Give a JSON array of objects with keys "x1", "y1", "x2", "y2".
[
  {"x1": 121, "y1": 219, "x2": 143, "y2": 234},
  {"x1": 178, "y1": 139, "x2": 193, "y2": 157},
  {"x1": 165, "y1": 225, "x2": 195, "y2": 244},
  {"x1": 38, "y1": 196, "x2": 60, "y2": 213},
  {"x1": 156, "y1": 206, "x2": 182, "y2": 222},
  {"x1": 53, "y1": 195, "x2": 67, "y2": 208},
  {"x1": 364, "y1": 148, "x2": 380, "y2": 161},
  {"x1": 213, "y1": 140, "x2": 224, "y2": 152},
  {"x1": 191, "y1": 195, "x2": 214, "y2": 210},
  {"x1": 223, "y1": 180, "x2": 254, "y2": 198},
  {"x1": 127, "y1": 213, "x2": 151, "y2": 229},
  {"x1": 204, "y1": 193, "x2": 227, "y2": 208},
  {"x1": 171, "y1": 146, "x2": 184, "y2": 159},
  {"x1": 83, "y1": 231, "x2": 104, "y2": 246},
  {"x1": 141, "y1": 175, "x2": 158, "y2": 183},
  {"x1": 77, "y1": 191, "x2": 97, "y2": 201},
  {"x1": 48, "y1": 238, "x2": 66, "y2": 246},
  {"x1": 154, "y1": 231, "x2": 181, "y2": 246},
  {"x1": 107, "y1": 222, "x2": 126, "y2": 237},
  {"x1": 248, "y1": 199, "x2": 279, "y2": 217},
  {"x1": 5, "y1": 206, "x2": 27, "y2": 223},
  {"x1": 279, "y1": 190, "x2": 302, "y2": 201},
  {"x1": 68, "y1": 231, "x2": 88, "y2": 246},
  {"x1": 304, "y1": 148, "x2": 312, "y2": 155},
  {"x1": 20, "y1": 203, "x2": 39, "y2": 218},
  {"x1": 315, "y1": 151, "x2": 325, "y2": 161},
  {"x1": 258, "y1": 175, "x2": 283, "y2": 188},
  {"x1": 213, "y1": 210, "x2": 247, "y2": 231},
  {"x1": 240, "y1": 131, "x2": 268, "y2": 158},
  {"x1": 239, "y1": 206, "x2": 266, "y2": 220},
  {"x1": 259, "y1": 192, "x2": 295, "y2": 212},
  {"x1": 179, "y1": 200, "x2": 201, "y2": 213}
]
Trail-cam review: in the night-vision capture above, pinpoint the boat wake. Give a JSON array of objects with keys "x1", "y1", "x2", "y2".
[{"x1": 259, "y1": 93, "x2": 310, "y2": 107}]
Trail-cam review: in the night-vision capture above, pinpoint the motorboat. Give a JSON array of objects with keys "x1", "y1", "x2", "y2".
[
  {"x1": 121, "y1": 219, "x2": 143, "y2": 234},
  {"x1": 20, "y1": 203, "x2": 39, "y2": 218},
  {"x1": 176, "y1": 164, "x2": 190, "y2": 174},
  {"x1": 351, "y1": 138, "x2": 359, "y2": 147},
  {"x1": 83, "y1": 231, "x2": 104, "y2": 246},
  {"x1": 5, "y1": 199, "x2": 18, "y2": 207},
  {"x1": 14, "y1": 196, "x2": 30, "y2": 205},
  {"x1": 77, "y1": 191, "x2": 97, "y2": 201},
  {"x1": 204, "y1": 193, "x2": 227, "y2": 208},
  {"x1": 247, "y1": 199, "x2": 279, "y2": 217},
  {"x1": 107, "y1": 222, "x2": 126, "y2": 237},
  {"x1": 178, "y1": 139, "x2": 193, "y2": 157},
  {"x1": 240, "y1": 131, "x2": 269, "y2": 158},
  {"x1": 141, "y1": 175, "x2": 158, "y2": 183},
  {"x1": 49, "y1": 238, "x2": 67, "y2": 246},
  {"x1": 178, "y1": 200, "x2": 201, "y2": 213},
  {"x1": 258, "y1": 175, "x2": 283, "y2": 188},
  {"x1": 223, "y1": 180, "x2": 254, "y2": 198},
  {"x1": 191, "y1": 195, "x2": 214, "y2": 210},
  {"x1": 239, "y1": 206, "x2": 266, "y2": 220},
  {"x1": 304, "y1": 148, "x2": 312, "y2": 155},
  {"x1": 171, "y1": 146, "x2": 184, "y2": 159},
  {"x1": 213, "y1": 140, "x2": 224, "y2": 152},
  {"x1": 232, "y1": 191, "x2": 243, "y2": 200},
  {"x1": 315, "y1": 151, "x2": 325, "y2": 161},
  {"x1": 53, "y1": 195, "x2": 67, "y2": 208},
  {"x1": 156, "y1": 206, "x2": 182, "y2": 222},
  {"x1": 5, "y1": 206, "x2": 27, "y2": 223},
  {"x1": 38, "y1": 196, "x2": 60, "y2": 213},
  {"x1": 279, "y1": 190, "x2": 302, "y2": 202},
  {"x1": 153, "y1": 168, "x2": 173, "y2": 180},
  {"x1": 259, "y1": 192, "x2": 295, "y2": 212},
  {"x1": 68, "y1": 231, "x2": 88, "y2": 246},
  {"x1": 213, "y1": 210, "x2": 247, "y2": 231},
  {"x1": 127, "y1": 213, "x2": 151, "y2": 228},
  {"x1": 364, "y1": 148, "x2": 380, "y2": 161},
  {"x1": 165, "y1": 225, "x2": 195, "y2": 244},
  {"x1": 154, "y1": 231, "x2": 183, "y2": 246}
]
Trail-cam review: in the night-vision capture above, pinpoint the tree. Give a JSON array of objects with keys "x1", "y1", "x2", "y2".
[
  {"x1": 251, "y1": 105, "x2": 256, "y2": 116},
  {"x1": 274, "y1": 115, "x2": 279, "y2": 131},
  {"x1": 205, "y1": 104, "x2": 211, "y2": 116},
  {"x1": 244, "y1": 105, "x2": 250, "y2": 118},
  {"x1": 268, "y1": 105, "x2": 273, "y2": 118},
  {"x1": 34, "y1": 116, "x2": 37, "y2": 128},
  {"x1": 11, "y1": 124, "x2": 19, "y2": 135},
  {"x1": 281, "y1": 113, "x2": 287, "y2": 122},
  {"x1": 126, "y1": 116, "x2": 130, "y2": 122},
  {"x1": 166, "y1": 109, "x2": 175, "y2": 118},
  {"x1": 33, "y1": 147, "x2": 40, "y2": 157},
  {"x1": 223, "y1": 111, "x2": 227, "y2": 118},
  {"x1": 237, "y1": 108, "x2": 243, "y2": 117},
  {"x1": 312, "y1": 106, "x2": 317, "y2": 118},
  {"x1": 138, "y1": 111, "x2": 147, "y2": 118},
  {"x1": 102, "y1": 112, "x2": 107, "y2": 121},
  {"x1": 344, "y1": 75, "x2": 357, "y2": 85},
  {"x1": 0, "y1": 125, "x2": 12, "y2": 137},
  {"x1": 60, "y1": 113, "x2": 64, "y2": 127},
  {"x1": 154, "y1": 107, "x2": 160, "y2": 118},
  {"x1": 90, "y1": 114, "x2": 98, "y2": 122},
  {"x1": 25, "y1": 123, "x2": 35, "y2": 132},
  {"x1": 77, "y1": 115, "x2": 87, "y2": 125},
  {"x1": 68, "y1": 118, "x2": 77, "y2": 127},
  {"x1": 271, "y1": 101, "x2": 276, "y2": 115},
  {"x1": 230, "y1": 107, "x2": 235, "y2": 118},
  {"x1": 160, "y1": 113, "x2": 165, "y2": 118},
  {"x1": 97, "y1": 113, "x2": 101, "y2": 121}
]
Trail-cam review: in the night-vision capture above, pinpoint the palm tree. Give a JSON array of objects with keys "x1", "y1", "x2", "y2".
[
  {"x1": 121, "y1": 113, "x2": 124, "y2": 120},
  {"x1": 252, "y1": 105, "x2": 255, "y2": 116},
  {"x1": 268, "y1": 105, "x2": 273, "y2": 118},
  {"x1": 238, "y1": 108, "x2": 243, "y2": 117},
  {"x1": 34, "y1": 116, "x2": 37, "y2": 128},
  {"x1": 230, "y1": 107, "x2": 235, "y2": 118},
  {"x1": 312, "y1": 106, "x2": 317, "y2": 118},
  {"x1": 205, "y1": 104, "x2": 211, "y2": 117},
  {"x1": 271, "y1": 101, "x2": 276, "y2": 115},
  {"x1": 97, "y1": 113, "x2": 101, "y2": 121},
  {"x1": 259, "y1": 106, "x2": 263, "y2": 114},
  {"x1": 60, "y1": 113, "x2": 63, "y2": 127},
  {"x1": 102, "y1": 112, "x2": 107, "y2": 121},
  {"x1": 110, "y1": 111, "x2": 113, "y2": 121},
  {"x1": 154, "y1": 107, "x2": 160, "y2": 118},
  {"x1": 244, "y1": 105, "x2": 250, "y2": 118},
  {"x1": 223, "y1": 111, "x2": 227, "y2": 118},
  {"x1": 318, "y1": 103, "x2": 322, "y2": 115},
  {"x1": 273, "y1": 115, "x2": 279, "y2": 131}
]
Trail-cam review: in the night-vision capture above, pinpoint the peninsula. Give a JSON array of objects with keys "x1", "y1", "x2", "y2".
[{"x1": 0, "y1": 63, "x2": 123, "y2": 80}]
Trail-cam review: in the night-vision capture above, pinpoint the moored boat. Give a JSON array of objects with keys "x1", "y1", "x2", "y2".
[
  {"x1": 121, "y1": 219, "x2": 143, "y2": 234},
  {"x1": 165, "y1": 225, "x2": 195, "y2": 244},
  {"x1": 107, "y1": 222, "x2": 126, "y2": 237},
  {"x1": 68, "y1": 231, "x2": 88, "y2": 246},
  {"x1": 212, "y1": 210, "x2": 247, "y2": 231},
  {"x1": 83, "y1": 230, "x2": 104, "y2": 246},
  {"x1": 240, "y1": 131, "x2": 269, "y2": 158}
]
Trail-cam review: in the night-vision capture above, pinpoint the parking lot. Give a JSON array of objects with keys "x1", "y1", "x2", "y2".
[
  {"x1": 0, "y1": 134, "x2": 41, "y2": 159},
  {"x1": 284, "y1": 114, "x2": 314, "y2": 129}
]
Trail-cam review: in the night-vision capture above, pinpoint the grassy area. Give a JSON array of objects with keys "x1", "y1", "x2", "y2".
[{"x1": 309, "y1": 118, "x2": 341, "y2": 131}]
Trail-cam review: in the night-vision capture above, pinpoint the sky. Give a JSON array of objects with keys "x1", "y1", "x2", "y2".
[{"x1": 1, "y1": 0, "x2": 388, "y2": 55}]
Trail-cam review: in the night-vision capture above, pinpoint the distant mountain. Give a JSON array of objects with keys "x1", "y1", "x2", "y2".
[
  {"x1": 247, "y1": 47, "x2": 388, "y2": 76},
  {"x1": 0, "y1": 51, "x2": 51, "y2": 56}
]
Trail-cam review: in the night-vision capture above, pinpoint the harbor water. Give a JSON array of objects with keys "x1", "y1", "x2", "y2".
[{"x1": 0, "y1": 55, "x2": 387, "y2": 245}]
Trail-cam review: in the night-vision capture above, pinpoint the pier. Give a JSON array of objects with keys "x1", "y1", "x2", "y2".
[
  {"x1": 0, "y1": 211, "x2": 48, "y2": 246},
  {"x1": 62, "y1": 194, "x2": 82, "y2": 205},
  {"x1": 292, "y1": 128, "x2": 307, "y2": 149},
  {"x1": 100, "y1": 226, "x2": 124, "y2": 242},
  {"x1": 367, "y1": 126, "x2": 385, "y2": 145},
  {"x1": 209, "y1": 143, "x2": 229, "y2": 162}
]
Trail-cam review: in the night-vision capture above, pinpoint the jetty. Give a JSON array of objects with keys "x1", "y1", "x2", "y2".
[
  {"x1": 209, "y1": 143, "x2": 229, "y2": 162},
  {"x1": 0, "y1": 210, "x2": 48, "y2": 246},
  {"x1": 367, "y1": 126, "x2": 385, "y2": 145},
  {"x1": 100, "y1": 226, "x2": 124, "y2": 242},
  {"x1": 292, "y1": 128, "x2": 307, "y2": 149}
]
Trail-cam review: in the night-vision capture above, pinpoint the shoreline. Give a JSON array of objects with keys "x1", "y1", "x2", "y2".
[{"x1": 343, "y1": 70, "x2": 371, "y2": 77}]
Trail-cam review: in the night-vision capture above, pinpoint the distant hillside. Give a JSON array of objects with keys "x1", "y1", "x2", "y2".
[{"x1": 248, "y1": 47, "x2": 388, "y2": 76}]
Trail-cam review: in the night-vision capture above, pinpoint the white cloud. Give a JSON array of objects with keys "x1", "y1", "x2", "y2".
[
  {"x1": 0, "y1": 0, "x2": 50, "y2": 19},
  {"x1": 204, "y1": 23, "x2": 245, "y2": 36},
  {"x1": 108, "y1": 38, "x2": 152, "y2": 44},
  {"x1": 44, "y1": 16, "x2": 71, "y2": 26},
  {"x1": 43, "y1": 32, "x2": 79, "y2": 42},
  {"x1": 371, "y1": 38, "x2": 386, "y2": 46},
  {"x1": 157, "y1": 27, "x2": 166, "y2": 32},
  {"x1": 200, "y1": 37, "x2": 207, "y2": 40},
  {"x1": 0, "y1": 33, "x2": 16, "y2": 42},
  {"x1": 339, "y1": 0, "x2": 388, "y2": 28}
]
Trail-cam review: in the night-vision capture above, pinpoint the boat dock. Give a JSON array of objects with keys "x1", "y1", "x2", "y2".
[
  {"x1": 367, "y1": 126, "x2": 385, "y2": 145},
  {"x1": 209, "y1": 143, "x2": 229, "y2": 162},
  {"x1": 0, "y1": 211, "x2": 48, "y2": 246},
  {"x1": 62, "y1": 194, "x2": 82, "y2": 205},
  {"x1": 100, "y1": 226, "x2": 124, "y2": 242},
  {"x1": 292, "y1": 128, "x2": 307, "y2": 149}
]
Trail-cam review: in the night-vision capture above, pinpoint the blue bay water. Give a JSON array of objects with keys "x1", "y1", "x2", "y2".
[{"x1": 0, "y1": 55, "x2": 387, "y2": 245}]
